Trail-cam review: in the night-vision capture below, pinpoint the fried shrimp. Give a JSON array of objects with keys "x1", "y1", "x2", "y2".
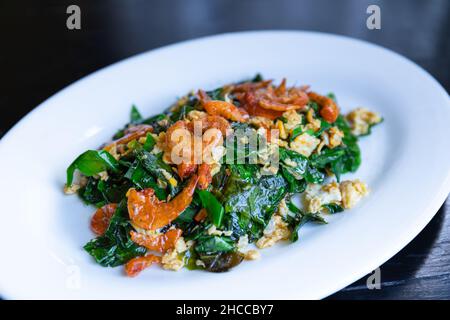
[
  {"x1": 307, "y1": 91, "x2": 339, "y2": 123},
  {"x1": 127, "y1": 174, "x2": 199, "y2": 230},
  {"x1": 197, "y1": 163, "x2": 212, "y2": 190},
  {"x1": 165, "y1": 115, "x2": 229, "y2": 185},
  {"x1": 125, "y1": 254, "x2": 161, "y2": 277},
  {"x1": 198, "y1": 90, "x2": 248, "y2": 122},
  {"x1": 130, "y1": 228, "x2": 182, "y2": 252},
  {"x1": 90, "y1": 203, "x2": 117, "y2": 235},
  {"x1": 103, "y1": 124, "x2": 153, "y2": 152},
  {"x1": 235, "y1": 79, "x2": 309, "y2": 120}
]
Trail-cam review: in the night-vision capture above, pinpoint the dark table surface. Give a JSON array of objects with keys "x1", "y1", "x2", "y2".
[{"x1": 1, "y1": 0, "x2": 449, "y2": 299}]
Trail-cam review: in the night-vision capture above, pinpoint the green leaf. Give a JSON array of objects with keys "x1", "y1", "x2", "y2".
[
  {"x1": 310, "y1": 147, "x2": 346, "y2": 168},
  {"x1": 197, "y1": 190, "x2": 225, "y2": 227},
  {"x1": 327, "y1": 92, "x2": 337, "y2": 102},
  {"x1": 330, "y1": 115, "x2": 362, "y2": 181},
  {"x1": 194, "y1": 236, "x2": 235, "y2": 255},
  {"x1": 285, "y1": 200, "x2": 327, "y2": 242},
  {"x1": 280, "y1": 167, "x2": 307, "y2": 193},
  {"x1": 66, "y1": 150, "x2": 119, "y2": 186},
  {"x1": 124, "y1": 160, "x2": 167, "y2": 200},
  {"x1": 130, "y1": 105, "x2": 143, "y2": 124},
  {"x1": 143, "y1": 133, "x2": 156, "y2": 151},
  {"x1": 170, "y1": 105, "x2": 194, "y2": 122},
  {"x1": 322, "y1": 203, "x2": 344, "y2": 214},
  {"x1": 78, "y1": 177, "x2": 104, "y2": 205},
  {"x1": 221, "y1": 168, "x2": 287, "y2": 241},
  {"x1": 290, "y1": 126, "x2": 304, "y2": 141},
  {"x1": 198, "y1": 252, "x2": 244, "y2": 273},
  {"x1": 142, "y1": 113, "x2": 169, "y2": 134},
  {"x1": 205, "y1": 87, "x2": 224, "y2": 101},
  {"x1": 173, "y1": 194, "x2": 201, "y2": 227},
  {"x1": 252, "y1": 73, "x2": 263, "y2": 82},
  {"x1": 279, "y1": 148, "x2": 308, "y2": 176},
  {"x1": 313, "y1": 120, "x2": 332, "y2": 137}
]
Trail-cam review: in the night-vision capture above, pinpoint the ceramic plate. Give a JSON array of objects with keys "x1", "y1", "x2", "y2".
[{"x1": 1, "y1": 31, "x2": 449, "y2": 299}]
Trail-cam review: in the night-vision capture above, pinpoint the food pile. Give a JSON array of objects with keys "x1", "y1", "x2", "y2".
[{"x1": 65, "y1": 75, "x2": 382, "y2": 276}]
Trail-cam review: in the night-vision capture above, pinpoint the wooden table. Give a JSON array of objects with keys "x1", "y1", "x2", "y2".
[{"x1": 1, "y1": 0, "x2": 449, "y2": 299}]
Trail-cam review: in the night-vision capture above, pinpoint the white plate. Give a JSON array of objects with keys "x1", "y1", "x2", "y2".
[{"x1": 1, "y1": 31, "x2": 449, "y2": 300}]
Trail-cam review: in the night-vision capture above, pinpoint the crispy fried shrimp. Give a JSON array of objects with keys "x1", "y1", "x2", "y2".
[
  {"x1": 165, "y1": 120, "x2": 191, "y2": 153},
  {"x1": 177, "y1": 162, "x2": 197, "y2": 179},
  {"x1": 257, "y1": 80, "x2": 308, "y2": 111},
  {"x1": 127, "y1": 174, "x2": 199, "y2": 230},
  {"x1": 130, "y1": 228, "x2": 182, "y2": 252},
  {"x1": 103, "y1": 124, "x2": 153, "y2": 152},
  {"x1": 187, "y1": 115, "x2": 231, "y2": 136},
  {"x1": 232, "y1": 79, "x2": 273, "y2": 92},
  {"x1": 166, "y1": 116, "x2": 229, "y2": 152},
  {"x1": 165, "y1": 116, "x2": 229, "y2": 184},
  {"x1": 235, "y1": 79, "x2": 308, "y2": 119},
  {"x1": 125, "y1": 254, "x2": 161, "y2": 277},
  {"x1": 237, "y1": 91, "x2": 284, "y2": 120},
  {"x1": 307, "y1": 92, "x2": 339, "y2": 123},
  {"x1": 198, "y1": 90, "x2": 248, "y2": 122},
  {"x1": 90, "y1": 203, "x2": 117, "y2": 236},
  {"x1": 197, "y1": 163, "x2": 212, "y2": 190}
]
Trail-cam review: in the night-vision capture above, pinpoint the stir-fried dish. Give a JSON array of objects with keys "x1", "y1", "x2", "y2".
[{"x1": 65, "y1": 75, "x2": 382, "y2": 276}]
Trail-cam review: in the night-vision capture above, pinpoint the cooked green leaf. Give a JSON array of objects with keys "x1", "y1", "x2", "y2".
[
  {"x1": 322, "y1": 203, "x2": 344, "y2": 214},
  {"x1": 197, "y1": 190, "x2": 225, "y2": 227},
  {"x1": 66, "y1": 150, "x2": 119, "y2": 186},
  {"x1": 221, "y1": 168, "x2": 287, "y2": 241},
  {"x1": 130, "y1": 105, "x2": 143, "y2": 124},
  {"x1": 195, "y1": 236, "x2": 235, "y2": 255},
  {"x1": 143, "y1": 133, "x2": 156, "y2": 151},
  {"x1": 285, "y1": 200, "x2": 327, "y2": 242}
]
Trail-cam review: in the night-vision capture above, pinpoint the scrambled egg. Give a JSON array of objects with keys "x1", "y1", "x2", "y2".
[
  {"x1": 282, "y1": 110, "x2": 303, "y2": 132},
  {"x1": 339, "y1": 180, "x2": 369, "y2": 209},
  {"x1": 249, "y1": 116, "x2": 273, "y2": 129},
  {"x1": 327, "y1": 127, "x2": 344, "y2": 148},
  {"x1": 256, "y1": 215, "x2": 291, "y2": 249},
  {"x1": 206, "y1": 225, "x2": 233, "y2": 236},
  {"x1": 305, "y1": 108, "x2": 321, "y2": 132},
  {"x1": 346, "y1": 108, "x2": 382, "y2": 136},
  {"x1": 187, "y1": 110, "x2": 207, "y2": 121},
  {"x1": 304, "y1": 180, "x2": 369, "y2": 212},
  {"x1": 244, "y1": 250, "x2": 260, "y2": 260},
  {"x1": 289, "y1": 132, "x2": 321, "y2": 157},
  {"x1": 304, "y1": 182, "x2": 342, "y2": 213},
  {"x1": 161, "y1": 250, "x2": 184, "y2": 271}
]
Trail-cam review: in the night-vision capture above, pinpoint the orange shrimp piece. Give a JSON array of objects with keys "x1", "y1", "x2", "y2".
[
  {"x1": 197, "y1": 163, "x2": 212, "y2": 190},
  {"x1": 177, "y1": 162, "x2": 197, "y2": 179},
  {"x1": 127, "y1": 174, "x2": 199, "y2": 230},
  {"x1": 125, "y1": 254, "x2": 161, "y2": 277},
  {"x1": 186, "y1": 115, "x2": 231, "y2": 136},
  {"x1": 308, "y1": 92, "x2": 339, "y2": 123},
  {"x1": 257, "y1": 80, "x2": 309, "y2": 111},
  {"x1": 165, "y1": 116, "x2": 230, "y2": 156},
  {"x1": 235, "y1": 79, "x2": 308, "y2": 119},
  {"x1": 232, "y1": 79, "x2": 273, "y2": 92},
  {"x1": 103, "y1": 124, "x2": 153, "y2": 152},
  {"x1": 198, "y1": 90, "x2": 247, "y2": 122},
  {"x1": 90, "y1": 203, "x2": 117, "y2": 236},
  {"x1": 238, "y1": 91, "x2": 284, "y2": 120},
  {"x1": 194, "y1": 208, "x2": 208, "y2": 222},
  {"x1": 130, "y1": 228, "x2": 182, "y2": 252},
  {"x1": 165, "y1": 116, "x2": 229, "y2": 183}
]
